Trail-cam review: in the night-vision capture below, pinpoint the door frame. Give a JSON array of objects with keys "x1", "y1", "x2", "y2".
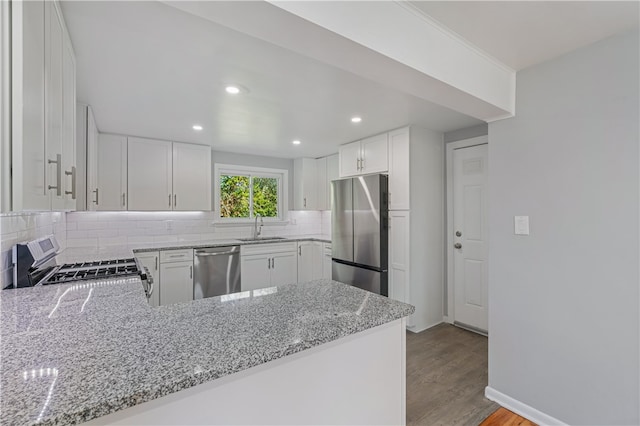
[{"x1": 444, "y1": 135, "x2": 489, "y2": 324}]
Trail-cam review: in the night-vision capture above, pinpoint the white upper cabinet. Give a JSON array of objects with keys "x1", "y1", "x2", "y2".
[
  {"x1": 315, "y1": 154, "x2": 339, "y2": 211},
  {"x1": 128, "y1": 137, "x2": 173, "y2": 211},
  {"x1": 85, "y1": 106, "x2": 99, "y2": 210},
  {"x1": 326, "y1": 154, "x2": 339, "y2": 210},
  {"x1": 388, "y1": 128, "x2": 410, "y2": 210},
  {"x1": 11, "y1": 0, "x2": 48, "y2": 211},
  {"x1": 11, "y1": 0, "x2": 75, "y2": 212},
  {"x1": 339, "y1": 141, "x2": 361, "y2": 177},
  {"x1": 360, "y1": 133, "x2": 388, "y2": 174},
  {"x1": 339, "y1": 134, "x2": 388, "y2": 178},
  {"x1": 293, "y1": 158, "x2": 317, "y2": 210},
  {"x1": 316, "y1": 157, "x2": 327, "y2": 211},
  {"x1": 172, "y1": 142, "x2": 212, "y2": 211},
  {"x1": 97, "y1": 134, "x2": 127, "y2": 211},
  {"x1": 127, "y1": 137, "x2": 211, "y2": 211},
  {"x1": 61, "y1": 35, "x2": 77, "y2": 210},
  {"x1": 46, "y1": 1, "x2": 65, "y2": 211}
]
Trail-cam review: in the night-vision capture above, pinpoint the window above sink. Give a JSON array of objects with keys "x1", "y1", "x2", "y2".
[{"x1": 213, "y1": 164, "x2": 289, "y2": 224}]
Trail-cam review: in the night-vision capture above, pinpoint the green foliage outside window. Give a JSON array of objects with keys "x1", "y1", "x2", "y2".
[
  {"x1": 219, "y1": 174, "x2": 278, "y2": 218},
  {"x1": 253, "y1": 177, "x2": 278, "y2": 217}
]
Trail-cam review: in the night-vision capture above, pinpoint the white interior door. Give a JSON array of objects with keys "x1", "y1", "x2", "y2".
[{"x1": 453, "y1": 144, "x2": 488, "y2": 332}]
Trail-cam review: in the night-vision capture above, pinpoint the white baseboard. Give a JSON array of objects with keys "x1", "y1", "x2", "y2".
[
  {"x1": 406, "y1": 320, "x2": 443, "y2": 334},
  {"x1": 443, "y1": 315, "x2": 453, "y2": 324},
  {"x1": 485, "y1": 386, "x2": 567, "y2": 426}
]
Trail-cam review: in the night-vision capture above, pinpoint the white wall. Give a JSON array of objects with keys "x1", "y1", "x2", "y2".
[{"x1": 488, "y1": 30, "x2": 639, "y2": 424}]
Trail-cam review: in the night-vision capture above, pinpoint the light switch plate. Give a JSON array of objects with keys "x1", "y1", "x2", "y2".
[{"x1": 514, "y1": 216, "x2": 530, "y2": 235}]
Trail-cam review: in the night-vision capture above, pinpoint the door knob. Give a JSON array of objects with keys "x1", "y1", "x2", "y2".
[
  {"x1": 455, "y1": 231, "x2": 462, "y2": 237},
  {"x1": 454, "y1": 243, "x2": 462, "y2": 249}
]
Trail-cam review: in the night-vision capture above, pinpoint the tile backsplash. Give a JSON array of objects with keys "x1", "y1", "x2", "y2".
[
  {"x1": 0, "y1": 212, "x2": 67, "y2": 287},
  {"x1": 0, "y1": 210, "x2": 330, "y2": 288},
  {"x1": 64, "y1": 210, "x2": 328, "y2": 249}
]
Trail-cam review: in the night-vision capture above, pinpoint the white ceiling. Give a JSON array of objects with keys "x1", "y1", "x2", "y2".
[
  {"x1": 409, "y1": 1, "x2": 640, "y2": 71},
  {"x1": 62, "y1": 1, "x2": 639, "y2": 159},
  {"x1": 61, "y1": 1, "x2": 482, "y2": 159}
]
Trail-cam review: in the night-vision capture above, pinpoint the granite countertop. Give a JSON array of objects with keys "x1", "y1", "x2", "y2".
[
  {"x1": 0, "y1": 277, "x2": 414, "y2": 425},
  {"x1": 57, "y1": 234, "x2": 331, "y2": 262}
]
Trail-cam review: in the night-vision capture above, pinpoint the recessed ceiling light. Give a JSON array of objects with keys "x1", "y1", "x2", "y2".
[
  {"x1": 351, "y1": 116, "x2": 362, "y2": 123},
  {"x1": 192, "y1": 124, "x2": 203, "y2": 131},
  {"x1": 225, "y1": 86, "x2": 241, "y2": 94},
  {"x1": 292, "y1": 140, "x2": 301, "y2": 145}
]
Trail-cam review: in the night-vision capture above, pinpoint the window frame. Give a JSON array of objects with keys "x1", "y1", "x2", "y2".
[{"x1": 213, "y1": 163, "x2": 288, "y2": 224}]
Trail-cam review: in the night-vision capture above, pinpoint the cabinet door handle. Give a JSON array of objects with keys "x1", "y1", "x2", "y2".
[
  {"x1": 303, "y1": 197, "x2": 306, "y2": 208},
  {"x1": 299, "y1": 246, "x2": 302, "y2": 256},
  {"x1": 361, "y1": 157, "x2": 365, "y2": 171},
  {"x1": 122, "y1": 193, "x2": 126, "y2": 207},
  {"x1": 356, "y1": 158, "x2": 360, "y2": 171},
  {"x1": 93, "y1": 188, "x2": 99, "y2": 205},
  {"x1": 174, "y1": 194, "x2": 177, "y2": 208},
  {"x1": 155, "y1": 256, "x2": 158, "y2": 271},
  {"x1": 190, "y1": 265, "x2": 193, "y2": 279},
  {"x1": 48, "y1": 154, "x2": 62, "y2": 195},
  {"x1": 267, "y1": 258, "x2": 271, "y2": 269},
  {"x1": 272, "y1": 257, "x2": 275, "y2": 269},
  {"x1": 64, "y1": 166, "x2": 76, "y2": 199},
  {"x1": 168, "y1": 194, "x2": 172, "y2": 207}
]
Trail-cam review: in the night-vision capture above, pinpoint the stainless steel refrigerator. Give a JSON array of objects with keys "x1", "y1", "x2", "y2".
[{"x1": 331, "y1": 174, "x2": 389, "y2": 296}]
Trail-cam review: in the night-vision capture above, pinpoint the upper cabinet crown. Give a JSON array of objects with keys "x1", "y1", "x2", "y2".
[
  {"x1": 339, "y1": 133, "x2": 388, "y2": 177},
  {"x1": 11, "y1": 0, "x2": 76, "y2": 211}
]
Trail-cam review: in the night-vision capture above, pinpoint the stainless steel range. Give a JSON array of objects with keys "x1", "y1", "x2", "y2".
[{"x1": 6, "y1": 235, "x2": 153, "y2": 299}]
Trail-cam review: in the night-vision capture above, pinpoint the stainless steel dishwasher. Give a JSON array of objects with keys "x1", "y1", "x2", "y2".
[{"x1": 193, "y1": 246, "x2": 241, "y2": 299}]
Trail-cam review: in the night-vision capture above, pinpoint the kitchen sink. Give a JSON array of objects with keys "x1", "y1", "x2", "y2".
[{"x1": 237, "y1": 236, "x2": 288, "y2": 242}]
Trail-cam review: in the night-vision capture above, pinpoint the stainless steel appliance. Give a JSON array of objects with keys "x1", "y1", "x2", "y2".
[
  {"x1": 7, "y1": 235, "x2": 153, "y2": 299},
  {"x1": 331, "y1": 174, "x2": 389, "y2": 296},
  {"x1": 194, "y1": 246, "x2": 241, "y2": 299}
]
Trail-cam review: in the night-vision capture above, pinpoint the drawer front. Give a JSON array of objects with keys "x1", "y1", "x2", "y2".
[
  {"x1": 241, "y1": 242, "x2": 297, "y2": 257},
  {"x1": 160, "y1": 249, "x2": 194, "y2": 263}
]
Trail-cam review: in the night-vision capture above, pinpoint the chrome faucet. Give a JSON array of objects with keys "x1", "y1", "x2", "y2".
[{"x1": 253, "y1": 213, "x2": 263, "y2": 239}]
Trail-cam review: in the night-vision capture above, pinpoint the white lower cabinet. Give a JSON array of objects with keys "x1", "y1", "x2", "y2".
[
  {"x1": 297, "y1": 241, "x2": 323, "y2": 282},
  {"x1": 322, "y1": 243, "x2": 332, "y2": 279},
  {"x1": 270, "y1": 252, "x2": 298, "y2": 286},
  {"x1": 159, "y1": 261, "x2": 193, "y2": 306},
  {"x1": 240, "y1": 255, "x2": 272, "y2": 292},
  {"x1": 241, "y1": 243, "x2": 297, "y2": 291},
  {"x1": 136, "y1": 251, "x2": 160, "y2": 307},
  {"x1": 158, "y1": 249, "x2": 194, "y2": 306}
]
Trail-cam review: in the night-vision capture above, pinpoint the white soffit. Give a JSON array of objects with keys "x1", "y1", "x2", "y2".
[
  {"x1": 164, "y1": 1, "x2": 515, "y2": 122},
  {"x1": 267, "y1": 0, "x2": 515, "y2": 120}
]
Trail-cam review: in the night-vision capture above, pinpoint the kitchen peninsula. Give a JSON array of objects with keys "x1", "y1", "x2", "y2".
[{"x1": 1, "y1": 272, "x2": 413, "y2": 425}]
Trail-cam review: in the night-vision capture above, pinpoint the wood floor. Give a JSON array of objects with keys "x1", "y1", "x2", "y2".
[
  {"x1": 479, "y1": 408, "x2": 537, "y2": 426},
  {"x1": 406, "y1": 323, "x2": 499, "y2": 425}
]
